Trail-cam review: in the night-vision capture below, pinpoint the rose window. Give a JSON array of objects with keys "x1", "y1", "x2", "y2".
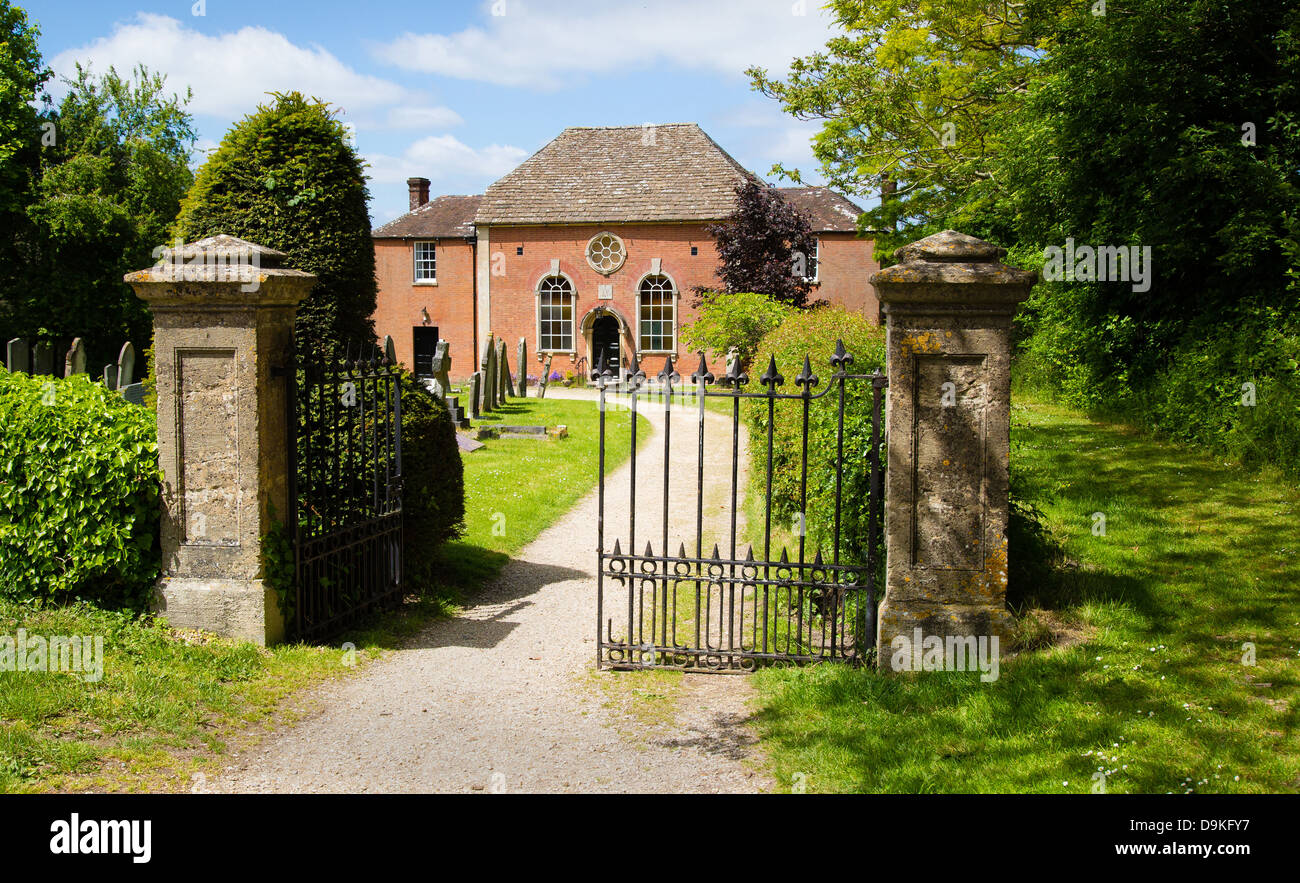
[{"x1": 586, "y1": 232, "x2": 626, "y2": 274}]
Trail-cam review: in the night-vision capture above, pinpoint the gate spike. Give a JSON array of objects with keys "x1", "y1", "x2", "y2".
[
  {"x1": 691, "y1": 351, "x2": 714, "y2": 385},
  {"x1": 644, "y1": 541, "x2": 655, "y2": 560},
  {"x1": 611, "y1": 538, "x2": 622, "y2": 557},
  {"x1": 677, "y1": 541, "x2": 687, "y2": 559},
  {"x1": 592, "y1": 350, "x2": 607, "y2": 381},
  {"x1": 812, "y1": 549, "x2": 824, "y2": 567},
  {"x1": 711, "y1": 543, "x2": 721, "y2": 560},
  {"x1": 760, "y1": 354, "x2": 784, "y2": 389},
  {"x1": 795, "y1": 355, "x2": 819, "y2": 391},
  {"x1": 779, "y1": 547, "x2": 789, "y2": 565},
  {"x1": 723, "y1": 353, "x2": 748, "y2": 389},
  {"x1": 831, "y1": 338, "x2": 854, "y2": 370},
  {"x1": 745, "y1": 546, "x2": 755, "y2": 561}
]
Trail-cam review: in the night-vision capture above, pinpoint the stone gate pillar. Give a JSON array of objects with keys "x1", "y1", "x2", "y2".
[
  {"x1": 870, "y1": 230, "x2": 1036, "y2": 669},
  {"x1": 125, "y1": 235, "x2": 315, "y2": 646}
]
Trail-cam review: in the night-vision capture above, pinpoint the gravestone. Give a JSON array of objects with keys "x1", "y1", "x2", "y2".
[
  {"x1": 428, "y1": 339, "x2": 451, "y2": 402},
  {"x1": 516, "y1": 338, "x2": 527, "y2": 396},
  {"x1": 7, "y1": 338, "x2": 28, "y2": 374},
  {"x1": 538, "y1": 353, "x2": 553, "y2": 399},
  {"x1": 481, "y1": 335, "x2": 497, "y2": 413},
  {"x1": 117, "y1": 342, "x2": 136, "y2": 388},
  {"x1": 497, "y1": 337, "x2": 511, "y2": 401},
  {"x1": 64, "y1": 338, "x2": 86, "y2": 377},
  {"x1": 32, "y1": 342, "x2": 53, "y2": 376},
  {"x1": 869, "y1": 229, "x2": 1037, "y2": 670},
  {"x1": 469, "y1": 372, "x2": 482, "y2": 419}
]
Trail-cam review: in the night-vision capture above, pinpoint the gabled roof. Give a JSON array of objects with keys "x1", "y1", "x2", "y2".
[
  {"x1": 474, "y1": 124, "x2": 755, "y2": 226},
  {"x1": 373, "y1": 194, "x2": 482, "y2": 239},
  {"x1": 777, "y1": 186, "x2": 865, "y2": 233}
]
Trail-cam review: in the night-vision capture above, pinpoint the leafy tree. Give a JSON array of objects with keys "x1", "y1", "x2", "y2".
[
  {"x1": 682, "y1": 290, "x2": 793, "y2": 367},
  {"x1": 748, "y1": 0, "x2": 1072, "y2": 254},
  {"x1": 705, "y1": 179, "x2": 817, "y2": 307},
  {"x1": 9, "y1": 63, "x2": 195, "y2": 370},
  {"x1": 174, "y1": 92, "x2": 376, "y2": 353},
  {"x1": 0, "y1": 1, "x2": 50, "y2": 336},
  {"x1": 1005, "y1": 0, "x2": 1300, "y2": 399}
]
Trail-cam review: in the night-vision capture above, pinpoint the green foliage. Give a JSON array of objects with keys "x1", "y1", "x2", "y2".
[
  {"x1": 0, "y1": 0, "x2": 48, "y2": 217},
  {"x1": 397, "y1": 370, "x2": 465, "y2": 580},
  {"x1": 259, "y1": 504, "x2": 295, "y2": 621},
  {"x1": 682, "y1": 291, "x2": 794, "y2": 367},
  {"x1": 0, "y1": 370, "x2": 160, "y2": 608},
  {"x1": 746, "y1": 307, "x2": 885, "y2": 564},
  {"x1": 174, "y1": 92, "x2": 376, "y2": 353},
  {"x1": 2, "y1": 63, "x2": 193, "y2": 371},
  {"x1": 749, "y1": 0, "x2": 1073, "y2": 252}
]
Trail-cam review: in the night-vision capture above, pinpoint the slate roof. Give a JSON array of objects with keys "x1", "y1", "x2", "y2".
[
  {"x1": 372, "y1": 194, "x2": 481, "y2": 239},
  {"x1": 473, "y1": 124, "x2": 755, "y2": 225},
  {"x1": 777, "y1": 186, "x2": 864, "y2": 232}
]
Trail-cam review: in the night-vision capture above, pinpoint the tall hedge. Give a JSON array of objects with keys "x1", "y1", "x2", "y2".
[
  {"x1": 746, "y1": 306, "x2": 886, "y2": 566},
  {"x1": 0, "y1": 370, "x2": 160, "y2": 608},
  {"x1": 396, "y1": 371, "x2": 465, "y2": 581},
  {"x1": 172, "y1": 92, "x2": 376, "y2": 352}
]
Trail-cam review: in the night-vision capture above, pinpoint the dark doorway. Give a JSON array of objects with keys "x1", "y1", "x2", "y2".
[
  {"x1": 412, "y1": 326, "x2": 439, "y2": 377},
  {"x1": 592, "y1": 315, "x2": 620, "y2": 371}
]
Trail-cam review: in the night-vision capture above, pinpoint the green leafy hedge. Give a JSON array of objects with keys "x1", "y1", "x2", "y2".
[
  {"x1": 0, "y1": 370, "x2": 160, "y2": 608},
  {"x1": 682, "y1": 290, "x2": 794, "y2": 367},
  {"x1": 746, "y1": 306, "x2": 886, "y2": 565},
  {"x1": 397, "y1": 370, "x2": 465, "y2": 581}
]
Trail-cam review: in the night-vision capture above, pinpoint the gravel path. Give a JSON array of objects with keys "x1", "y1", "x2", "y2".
[{"x1": 213, "y1": 388, "x2": 772, "y2": 794}]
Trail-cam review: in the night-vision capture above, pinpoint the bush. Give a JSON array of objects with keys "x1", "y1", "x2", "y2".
[
  {"x1": 173, "y1": 92, "x2": 376, "y2": 353},
  {"x1": 682, "y1": 290, "x2": 793, "y2": 367},
  {"x1": 397, "y1": 371, "x2": 465, "y2": 581},
  {"x1": 0, "y1": 371, "x2": 160, "y2": 608},
  {"x1": 746, "y1": 306, "x2": 886, "y2": 565}
]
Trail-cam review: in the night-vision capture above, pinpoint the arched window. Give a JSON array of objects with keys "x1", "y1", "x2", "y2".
[
  {"x1": 638, "y1": 275, "x2": 676, "y2": 353},
  {"x1": 537, "y1": 275, "x2": 575, "y2": 352}
]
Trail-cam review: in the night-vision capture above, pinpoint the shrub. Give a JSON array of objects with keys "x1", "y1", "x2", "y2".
[
  {"x1": 746, "y1": 306, "x2": 886, "y2": 566},
  {"x1": 397, "y1": 371, "x2": 465, "y2": 582},
  {"x1": 173, "y1": 92, "x2": 376, "y2": 353},
  {"x1": 0, "y1": 371, "x2": 160, "y2": 608},
  {"x1": 682, "y1": 290, "x2": 794, "y2": 367}
]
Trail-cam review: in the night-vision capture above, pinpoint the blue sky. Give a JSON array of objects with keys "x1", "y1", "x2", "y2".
[{"x1": 24, "y1": 0, "x2": 862, "y2": 224}]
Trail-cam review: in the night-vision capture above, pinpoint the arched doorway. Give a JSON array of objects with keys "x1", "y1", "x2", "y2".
[{"x1": 592, "y1": 314, "x2": 620, "y2": 370}]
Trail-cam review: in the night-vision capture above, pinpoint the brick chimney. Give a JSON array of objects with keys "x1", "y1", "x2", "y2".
[{"x1": 407, "y1": 177, "x2": 430, "y2": 212}]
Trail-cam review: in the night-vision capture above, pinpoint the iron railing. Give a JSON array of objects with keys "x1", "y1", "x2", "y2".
[
  {"x1": 595, "y1": 340, "x2": 886, "y2": 672},
  {"x1": 286, "y1": 339, "x2": 403, "y2": 640}
]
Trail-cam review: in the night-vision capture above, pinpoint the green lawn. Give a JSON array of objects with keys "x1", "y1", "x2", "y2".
[
  {"x1": 750, "y1": 394, "x2": 1300, "y2": 794},
  {"x1": 0, "y1": 393, "x2": 643, "y2": 793}
]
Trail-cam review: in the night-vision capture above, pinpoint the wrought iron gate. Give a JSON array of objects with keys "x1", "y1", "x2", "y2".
[
  {"x1": 286, "y1": 338, "x2": 403, "y2": 640},
  {"x1": 595, "y1": 340, "x2": 886, "y2": 672}
]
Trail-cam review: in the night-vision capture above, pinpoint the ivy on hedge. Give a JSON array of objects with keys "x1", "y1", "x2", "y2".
[{"x1": 0, "y1": 370, "x2": 161, "y2": 608}]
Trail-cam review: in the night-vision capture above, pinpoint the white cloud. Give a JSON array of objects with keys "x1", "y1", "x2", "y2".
[
  {"x1": 50, "y1": 13, "x2": 410, "y2": 118},
  {"x1": 372, "y1": 0, "x2": 838, "y2": 89},
  {"x1": 384, "y1": 106, "x2": 464, "y2": 129},
  {"x1": 365, "y1": 135, "x2": 528, "y2": 188}
]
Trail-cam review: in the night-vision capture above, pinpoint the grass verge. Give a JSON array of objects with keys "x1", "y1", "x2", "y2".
[{"x1": 749, "y1": 394, "x2": 1300, "y2": 793}]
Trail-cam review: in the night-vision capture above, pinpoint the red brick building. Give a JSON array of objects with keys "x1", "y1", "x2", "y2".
[{"x1": 371, "y1": 124, "x2": 878, "y2": 381}]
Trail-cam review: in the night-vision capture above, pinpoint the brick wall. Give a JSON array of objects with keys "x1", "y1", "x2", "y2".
[
  {"x1": 372, "y1": 237, "x2": 477, "y2": 378},
  {"x1": 478, "y1": 222, "x2": 725, "y2": 378},
  {"x1": 810, "y1": 233, "x2": 881, "y2": 322},
  {"x1": 372, "y1": 225, "x2": 882, "y2": 384}
]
